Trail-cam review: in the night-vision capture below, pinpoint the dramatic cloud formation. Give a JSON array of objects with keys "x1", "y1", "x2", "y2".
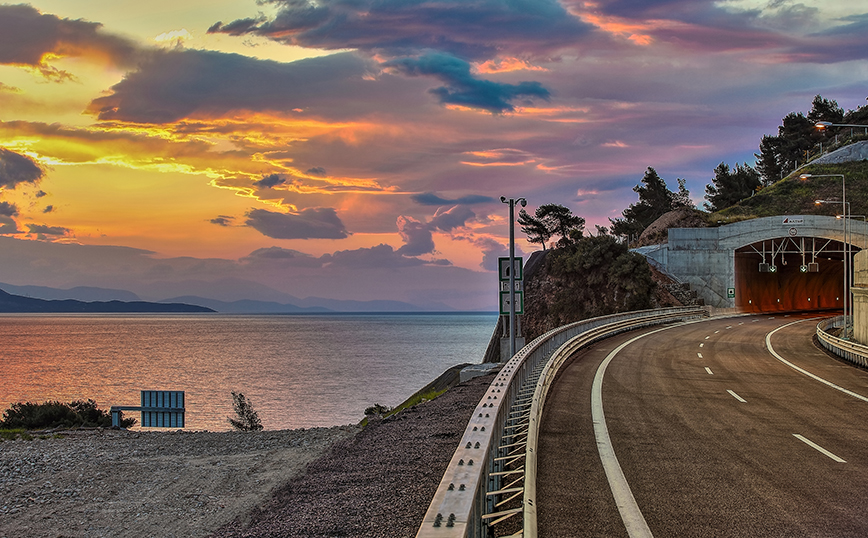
[
  {"x1": 0, "y1": 148, "x2": 45, "y2": 189},
  {"x1": 208, "y1": 0, "x2": 594, "y2": 60},
  {"x1": 0, "y1": 1, "x2": 865, "y2": 310},
  {"x1": 87, "y1": 50, "x2": 377, "y2": 123},
  {"x1": 0, "y1": 4, "x2": 141, "y2": 80},
  {"x1": 412, "y1": 193, "x2": 496, "y2": 206},
  {"x1": 384, "y1": 53, "x2": 550, "y2": 113},
  {"x1": 245, "y1": 207, "x2": 349, "y2": 240}
]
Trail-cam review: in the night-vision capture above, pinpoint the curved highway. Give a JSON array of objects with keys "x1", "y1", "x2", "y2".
[{"x1": 536, "y1": 313, "x2": 868, "y2": 537}]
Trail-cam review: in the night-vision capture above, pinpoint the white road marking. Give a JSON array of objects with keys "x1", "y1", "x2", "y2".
[
  {"x1": 593, "y1": 327, "x2": 678, "y2": 538},
  {"x1": 697, "y1": 353, "x2": 703, "y2": 358},
  {"x1": 727, "y1": 390, "x2": 747, "y2": 402},
  {"x1": 793, "y1": 434, "x2": 846, "y2": 463},
  {"x1": 738, "y1": 322, "x2": 744, "y2": 325},
  {"x1": 699, "y1": 343, "x2": 704, "y2": 348},
  {"x1": 766, "y1": 320, "x2": 868, "y2": 404},
  {"x1": 705, "y1": 336, "x2": 710, "y2": 340},
  {"x1": 726, "y1": 326, "x2": 732, "y2": 330},
  {"x1": 705, "y1": 367, "x2": 714, "y2": 375},
  {"x1": 752, "y1": 319, "x2": 760, "y2": 323},
  {"x1": 714, "y1": 330, "x2": 720, "y2": 334}
]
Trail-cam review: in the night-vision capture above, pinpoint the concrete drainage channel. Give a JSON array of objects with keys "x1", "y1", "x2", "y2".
[{"x1": 416, "y1": 307, "x2": 708, "y2": 538}]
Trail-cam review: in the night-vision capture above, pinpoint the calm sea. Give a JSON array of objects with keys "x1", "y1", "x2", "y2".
[{"x1": 0, "y1": 313, "x2": 498, "y2": 431}]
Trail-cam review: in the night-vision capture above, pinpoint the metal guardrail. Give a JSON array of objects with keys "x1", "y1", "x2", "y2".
[
  {"x1": 817, "y1": 316, "x2": 868, "y2": 368},
  {"x1": 416, "y1": 307, "x2": 707, "y2": 538}
]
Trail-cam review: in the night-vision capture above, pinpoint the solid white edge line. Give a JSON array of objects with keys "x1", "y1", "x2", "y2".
[
  {"x1": 705, "y1": 367, "x2": 713, "y2": 375},
  {"x1": 792, "y1": 434, "x2": 846, "y2": 463},
  {"x1": 727, "y1": 389, "x2": 746, "y2": 403},
  {"x1": 593, "y1": 324, "x2": 695, "y2": 538},
  {"x1": 766, "y1": 320, "x2": 868, "y2": 404}
]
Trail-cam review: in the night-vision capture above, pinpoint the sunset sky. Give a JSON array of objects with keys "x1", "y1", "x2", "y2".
[{"x1": 0, "y1": 0, "x2": 866, "y2": 310}]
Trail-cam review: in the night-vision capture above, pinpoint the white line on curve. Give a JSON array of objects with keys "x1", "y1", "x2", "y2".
[
  {"x1": 593, "y1": 326, "x2": 684, "y2": 538},
  {"x1": 766, "y1": 320, "x2": 868, "y2": 404},
  {"x1": 714, "y1": 330, "x2": 720, "y2": 334},
  {"x1": 793, "y1": 434, "x2": 846, "y2": 463},
  {"x1": 705, "y1": 336, "x2": 710, "y2": 340},
  {"x1": 699, "y1": 343, "x2": 704, "y2": 348},
  {"x1": 727, "y1": 389, "x2": 746, "y2": 402},
  {"x1": 697, "y1": 352, "x2": 703, "y2": 358},
  {"x1": 705, "y1": 367, "x2": 714, "y2": 375}
]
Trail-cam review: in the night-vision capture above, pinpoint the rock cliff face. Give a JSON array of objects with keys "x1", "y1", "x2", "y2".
[{"x1": 483, "y1": 243, "x2": 684, "y2": 362}]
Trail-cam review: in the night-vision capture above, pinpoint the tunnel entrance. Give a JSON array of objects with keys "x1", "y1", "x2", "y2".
[{"x1": 734, "y1": 236, "x2": 856, "y2": 313}]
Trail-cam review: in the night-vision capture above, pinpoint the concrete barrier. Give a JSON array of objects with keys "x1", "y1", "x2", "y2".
[
  {"x1": 416, "y1": 307, "x2": 707, "y2": 538},
  {"x1": 817, "y1": 316, "x2": 868, "y2": 368}
]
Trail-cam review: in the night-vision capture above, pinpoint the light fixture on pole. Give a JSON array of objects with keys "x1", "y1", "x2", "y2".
[
  {"x1": 805, "y1": 172, "x2": 849, "y2": 336},
  {"x1": 815, "y1": 121, "x2": 868, "y2": 141},
  {"x1": 501, "y1": 195, "x2": 526, "y2": 358}
]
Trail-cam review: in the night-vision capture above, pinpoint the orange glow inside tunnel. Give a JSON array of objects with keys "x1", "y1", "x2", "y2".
[{"x1": 735, "y1": 251, "x2": 849, "y2": 313}]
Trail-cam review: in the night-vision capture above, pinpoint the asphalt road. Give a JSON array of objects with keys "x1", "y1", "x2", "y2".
[{"x1": 536, "y1": 313, "x2": 868, "y2": 537}]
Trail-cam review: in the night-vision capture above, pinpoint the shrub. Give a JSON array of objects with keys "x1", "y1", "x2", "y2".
[
  {"x1": 0, "y1": 399, "x2": 136, "y2": 430},
  {"x1": 228, "y1": 391, "x2": 263, "y2": 431}
]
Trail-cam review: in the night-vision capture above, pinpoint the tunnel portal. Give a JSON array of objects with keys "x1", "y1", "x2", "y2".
[{"x1": 734, "y1": 237, "x2": 852, "y2": 313}]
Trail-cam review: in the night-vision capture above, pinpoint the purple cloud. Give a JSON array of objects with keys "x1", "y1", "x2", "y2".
[
  {"x1": 411, "y1": 192, "x2": 496, "y2": 206},
  {"x1": 245, "y1": 207, "x2": 349, "y2": 240},
  {"x1": 208, "y1": 0, "x2": 593, "y2": 60},
  {"x1": 87, "y1": 50, "x2": 376, "y2": 123},
  {"x1": 253, "y1": 173, "x2": 287, "y2": 189},
  {"x1": 0, "y1": 148, "x2": 45, "y2": 189},
  {"x1": 384, "y1": 53, "x2": 550, "y2": 113},
  {"x1": 210, "y1": 216, "x2": 234, "y2": 226},
  {"x1": 0, "y1": 4, "x2": 141, "y2": 80},
  {"x1": 27, "y1": 224, "x2": 70, "y2": 236},
  {"x1": 0, "y1": 201, "x2": 19, "y2": 217},
  {"x1": 396, "y1": 216, "x2": 435, "y2": 256}
]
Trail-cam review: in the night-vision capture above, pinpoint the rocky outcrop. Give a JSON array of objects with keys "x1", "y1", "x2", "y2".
[
  {"x1": 811, "y1": 141, "x2": 868, "y2": 165},
  {"x1": 635, "y1": 207, "x2": 709, "y2": 247}
]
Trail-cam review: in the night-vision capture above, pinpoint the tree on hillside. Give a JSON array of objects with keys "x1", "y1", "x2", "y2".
[
  {"x1": 609, "y1": 167, "x2": 688, "y2": 240},
  {"x1": 542, "y1": 234, "x2": 656, "y2": 327},
  {"x1": 517, "y1": 209, "x2": 551, "y2": 249},
  {"x1": 704, "y1": 162, "x2": 761, "y2": 212},
  {"x1": 519, "y1": 204, "x2": 585, "y2": 249},
  {"x1": 754, "y1": 95, "x2": 851, "y2": 185}
]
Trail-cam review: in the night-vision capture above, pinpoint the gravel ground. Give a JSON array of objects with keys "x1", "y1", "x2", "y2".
[
  {"x1": 0, "y1": 373, "x2": 494, "y2": 538},
  {"x1": 0, "y1": 427, "x2": 358, "y2": 538},
  {"x1": 210, "y1": 373, "x2": 495, "y2": 538}
]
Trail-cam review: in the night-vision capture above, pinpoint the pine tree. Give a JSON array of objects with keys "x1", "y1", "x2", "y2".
[
  {"x1": 228, "y1": 391, "x2": 263, "y2": 431},
  {"x1": 704, "y1": 162, "x2": 761, "y2": 212}
]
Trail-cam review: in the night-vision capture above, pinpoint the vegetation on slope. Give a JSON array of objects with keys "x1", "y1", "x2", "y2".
[{"x1": 711, "y1": 160, "x2": 868, "y2": 224}]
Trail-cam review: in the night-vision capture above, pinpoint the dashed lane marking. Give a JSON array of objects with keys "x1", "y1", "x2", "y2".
[
  {"x1": 727, "y1": 390, "x2": 747, "y2": 403},
  {"x1": 793, "y1": 434, "x2": 846, "y2": 463},
  {"x1": 705, "y1": 367, "x2": 714, "y2": 375}
]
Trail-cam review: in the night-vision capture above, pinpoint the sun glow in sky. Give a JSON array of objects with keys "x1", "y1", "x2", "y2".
[{"x1": 0, "y1": 0, "x2": 866, "y2": 310}]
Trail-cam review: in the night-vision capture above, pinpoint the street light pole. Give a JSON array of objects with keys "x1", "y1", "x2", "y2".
[
  {"x1": 805, "y1": 172, "x2": 849, "y2": 336},
  {"x1": 501, "y1": 196, "x2": 526, "y2": 358}
]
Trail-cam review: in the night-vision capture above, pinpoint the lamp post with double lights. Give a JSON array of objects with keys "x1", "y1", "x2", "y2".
[
  {"x1": 500, "y1": 196, "x2": 526, "y2": 358},
  {"x1": 802, "y1": 172, "x2": 849, "y2": 336}
]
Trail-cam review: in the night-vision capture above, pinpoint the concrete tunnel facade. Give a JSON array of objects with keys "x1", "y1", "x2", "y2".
[{"x1": 638, "y1": 215, "x2": 868, "y2": 312}]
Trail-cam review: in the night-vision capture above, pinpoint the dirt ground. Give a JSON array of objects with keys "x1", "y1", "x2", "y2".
[
  {"x1": 0, "y1": 373, "x2": 496, "y2": 538},
  {"x1": 0, "y1": 426, "x2": 357, "y2": 538}
]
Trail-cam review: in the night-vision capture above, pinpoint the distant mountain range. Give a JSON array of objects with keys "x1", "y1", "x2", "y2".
[
  {"x1": 0, "y1": 282, "x2": 455, "y2": 313},
  {"x1": 0, "y1": 289, "x2": 213, "y2": 313}
]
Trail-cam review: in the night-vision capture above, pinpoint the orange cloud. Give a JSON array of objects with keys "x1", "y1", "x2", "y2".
[{"x1": 475, "y1": 57, "x2": 548, "y2": 74}]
